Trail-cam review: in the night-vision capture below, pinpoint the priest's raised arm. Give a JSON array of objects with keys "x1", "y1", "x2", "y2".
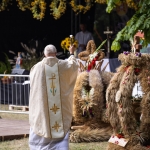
[{"x1": 29, "y1": 44, "x2": 78, "y2": 150}]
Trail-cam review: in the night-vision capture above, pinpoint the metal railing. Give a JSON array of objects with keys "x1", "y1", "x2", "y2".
[{"x1": 0, "y1": 74, "x2": 30, "y2": 114}]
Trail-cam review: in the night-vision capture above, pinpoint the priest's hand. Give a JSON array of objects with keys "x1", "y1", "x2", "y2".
[{"x1": 69, "y1": 45, "x2": 76, "y2": 55}]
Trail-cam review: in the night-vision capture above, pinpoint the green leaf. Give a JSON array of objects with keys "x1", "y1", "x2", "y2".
[
  {"x1": 111, "y1": 41, "x2": 121, "y2": 52},
  {"x1": 96, "y1": 39, "x2": 107, "y2": 52}
]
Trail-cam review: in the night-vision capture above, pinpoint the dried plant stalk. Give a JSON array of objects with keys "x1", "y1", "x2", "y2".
[{"x1": 106, "y1": 65, "x2": 125, "y2": 133}]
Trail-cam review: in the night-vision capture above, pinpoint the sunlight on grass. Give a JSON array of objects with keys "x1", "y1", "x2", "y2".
[
  {"x1": 70, "y1": 142, "x2": 108, "y2": 150},
  {"x1": 0, "y1": 138, "x2": 108, "y2": 150},
  {"x1": 0, "y1": 138, "x2": 29, "y2": 150},
  {"x1": 0, "y1": 112, "x2": 28, "y2": 120},
  {"x1": 0, "y1": 110, "x2": 108, "y2": 150}
]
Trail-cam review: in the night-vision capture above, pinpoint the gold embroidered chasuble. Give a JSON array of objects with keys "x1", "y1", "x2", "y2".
[
  {"x1": 45, "y1": 63, "x2": 64, "y2": 138},
  {"x1": 29, "y1": 56, "x2": 78, "y2": 139}
]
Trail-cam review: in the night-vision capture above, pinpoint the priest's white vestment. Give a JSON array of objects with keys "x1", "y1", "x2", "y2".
[{"x1": 29, "y1": 55, "x2": 78, "y2": 150}]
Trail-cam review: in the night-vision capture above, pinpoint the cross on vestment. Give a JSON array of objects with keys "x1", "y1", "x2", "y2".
[
  {"x1": 52, "y1": 121, "x2": 61, "y2": 132},
  {"x1": 49, "y1": 73, "x2": 56, "y2": 96},
  {"x1": 104, "y1": 26, "x2": 113, "y2": 58},
  {"x1": 50, "y1": 104, "x2": 60, "y2": 114}
]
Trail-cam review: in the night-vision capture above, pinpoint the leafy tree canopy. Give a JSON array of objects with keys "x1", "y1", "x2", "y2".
[{"x1": 106, "y1": 0, "x2": 150, "y2": 51}]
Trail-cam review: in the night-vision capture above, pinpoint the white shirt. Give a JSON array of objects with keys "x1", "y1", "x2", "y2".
[{"x1": 75, "y1": 31, "x2": 94, "y2": 57}]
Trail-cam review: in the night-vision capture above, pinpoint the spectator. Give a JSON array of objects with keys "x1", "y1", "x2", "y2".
[{"x1": 75, "y1": 22, "x2": 94, "y2": 58}]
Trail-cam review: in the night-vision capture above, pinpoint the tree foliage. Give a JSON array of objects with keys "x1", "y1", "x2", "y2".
[{"x1": 106, "y1": 0, "x2": 150, "y2": 51}]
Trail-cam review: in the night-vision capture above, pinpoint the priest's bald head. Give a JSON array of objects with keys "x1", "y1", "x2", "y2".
[{"x1": 44, "y1": 44, "x2": 57, "y2": 57}]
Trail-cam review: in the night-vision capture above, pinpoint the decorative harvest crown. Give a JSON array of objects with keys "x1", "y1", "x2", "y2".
[{"x1": 79, "y1": 39, "x2": 107, "y2": 72}]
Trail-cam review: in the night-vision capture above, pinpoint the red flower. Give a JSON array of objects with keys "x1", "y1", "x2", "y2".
[
  {"x1": 88, "y1": 64, "x2": 92, "y2": 71},
  {"x1": 124, "y1": 66, "x2": 129, "y2": 71},
  {"x1": 92, "y1": 60, "x2": 95, "y2": 65},
  {"x1": 134, "y1": 68, "x2": 140, "y2": 73},
  {"x1": 116, "y1": 133, "x2": 124, "y2": 139},
  {"x1": 147, "y1": 145, "x2": 150, "y2": 148},
  {"x1": 93, "y1": 58, "x2": 97, "y2": 61}
]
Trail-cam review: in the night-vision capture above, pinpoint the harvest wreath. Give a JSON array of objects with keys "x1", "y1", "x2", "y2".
[
  {"x1": 70, "y1": 0, "x2": 93, "y2": 14},
  {"x1": 106, "y1": 52, "x2": 150, "y2": 149},
  {"x1": 16, "y1": 0, "x2": 31, "y2": 11},
  {"x1": 31, "y1": 0, "x2": 46, "y2": 21},
  {"x1": 0, "y1": 0, "x2": 10, "y2": 11},
  {"x1": 49, "y1": 0, "x2": 66, "y2": 20}
]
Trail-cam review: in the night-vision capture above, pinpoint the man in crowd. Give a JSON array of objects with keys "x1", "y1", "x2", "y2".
[
  {"x1": 29, "y1": 44, "x2": 78, "y2": 150},
  {"x1": 75, "y1": 22, "x2": 94, "y2": 58}
]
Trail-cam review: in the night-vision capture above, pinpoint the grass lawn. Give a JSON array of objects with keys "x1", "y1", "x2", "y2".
[
  {"x1": 0, "y1": 112, "x2": 108, "y2": 150},
  {"x1": 0, "y1": 138, "x2": 108, "y2": 150}
]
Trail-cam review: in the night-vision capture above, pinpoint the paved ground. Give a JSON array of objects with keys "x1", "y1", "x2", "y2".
[{"x1": 0, "y1": 118, "x2": 29, "y2": 141}]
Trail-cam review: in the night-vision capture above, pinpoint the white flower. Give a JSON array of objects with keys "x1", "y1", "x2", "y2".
[
  {"x1": 89, "y1": 88, "x2": 94, "y2": 95},
  {"x1": 70, "y1": 35, "x2": 73, "y2": 38},
  {"x1": 89, "y1": 52, "x2": 98, "y2": 61}
]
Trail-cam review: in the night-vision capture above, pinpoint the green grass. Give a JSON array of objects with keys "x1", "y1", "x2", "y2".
[
  {"x1": 69, "y1": 142, "x2": 108, "y2": 150},
  {"x1": 0, "y1": 138, "x2": 108, "y2": 150},
  {"x1": 0, "y1": 112, "x2": 28, "y2": 120},
  {"x1": 0, "y1": 112, "x2": 108, "y2": 150},
  {"x1": 0, "y1": 138, "x2": 29, "y2": 150}
]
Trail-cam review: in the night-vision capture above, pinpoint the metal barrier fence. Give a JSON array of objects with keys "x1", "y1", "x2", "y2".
[{"x1": 0, "y1": 74, "x2": 30, "y2": 114}]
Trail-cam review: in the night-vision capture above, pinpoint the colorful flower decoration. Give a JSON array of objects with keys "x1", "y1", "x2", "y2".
[
  {"x1": 31, "y1": 0, "x2": 46, "y2": 21},
  {"x1": 16, "y1": 0, "x2": 31, "y2": 11},
  {"x1": 61, "y1": 35, "x2": 78, "y2": 52},
  {"x1": 70, "y1": 0, "x2": 93, "y2": 14},
  {"x1": 116, "y1": 130, "x2": 124, "y2": 139},
  {"x1": 49, "y1": 0, "x2": 66, "y2": 20},
  {"x1": 123, "y1": 51, "x2": 130, "y2": 55},
  {"x1": 87, "y1": 39, "x2": 107, "y2": 71},
  {"x1": 135, "y1": 52, "x2": 141, "y2": 57},
  {"x1": 0, "y1": 0, "x2": 11, "y2": 11},
  {"x1": 134, "y1": 66, "x2": 141, "y2": 75}
]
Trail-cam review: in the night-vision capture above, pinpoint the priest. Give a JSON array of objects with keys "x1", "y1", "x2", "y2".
[{"x1": 29, "y1": 44, "x2": 78, "y2": 150}]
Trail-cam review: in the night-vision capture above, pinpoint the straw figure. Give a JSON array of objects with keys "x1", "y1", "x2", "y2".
[
  {"x1": 69, "y1": 40, "x2": 114, "y2": 143},
  {"x1": 78, "y1": 40, "x2": 105, "y2": 61},
  {"x1": 106, "y1": 51, "x2": 150, "y2": 150}
]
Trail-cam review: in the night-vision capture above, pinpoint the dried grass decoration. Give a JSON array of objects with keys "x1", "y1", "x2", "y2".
[
  {"x1": 87, "y1": 39, "x2": 106, "y2": 71},
  {"x1": 106, "y1": 51, "x2": 150, "y2": 148},
  {"x1": 31, "y1": 0, "x2": 46, "y2": 21},
  {"x1": 106, "y1": 52, "x2": 145, "y2": 136},
  {"x1": 50, "y1": 0, "x2": 66, "y2": 20},
  {"x1": 78, "y1": 40, "x2": 97, "y2": 61},
  {"x1": 70, "y1": 0, "x2": 93, "y2": 14},
  {"x1": 70, "y1": 60, "x2": 113, "y2": 142},
  {"x1": 16, "y1": 0, "x2": 31, "y2": 11},
  {"x1": 80, "y1": 87, "x2": 96, "y2": 118},
  {"x1": 0, "y1": 0, "x2": 11, "y2": 11}
]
